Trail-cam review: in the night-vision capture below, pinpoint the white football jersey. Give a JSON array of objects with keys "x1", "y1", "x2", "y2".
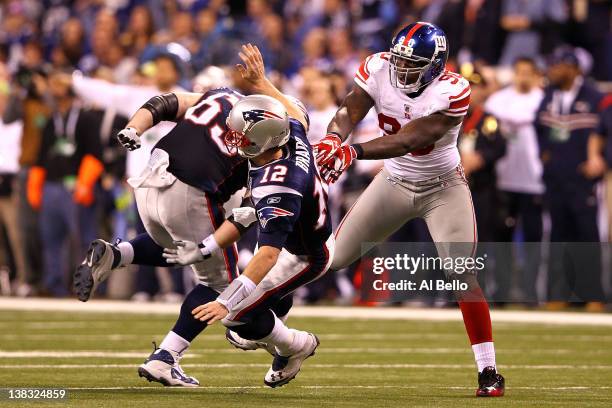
[{"x1": 354, "y1": 52, "x2": 470, "y2": 181}]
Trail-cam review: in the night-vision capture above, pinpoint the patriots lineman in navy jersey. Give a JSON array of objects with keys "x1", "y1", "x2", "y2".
[{"x1": 74, "y1": 44, "x2": 308, "y2": 387}]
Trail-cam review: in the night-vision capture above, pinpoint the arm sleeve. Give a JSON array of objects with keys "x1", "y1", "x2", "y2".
[
  {"x1": 353, "y1": 54, "x2": 379, "y2": 101},
  {"x1": 441, "y1": 81, "x2": 471, "y2": 117},
  {"x1": 255, "y1": 192, "x2": 302, "y2": 249},
  {"x1": 72, "y1": 75, "x2": 154, "y2": 118}
]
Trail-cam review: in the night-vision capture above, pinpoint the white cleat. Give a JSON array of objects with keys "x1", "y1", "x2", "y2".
[
  {"x1": 264, "y1": 331, "x2": 319, "y2": 388},
  {"x1": 138, "y1": 346, "x2": 199, "y2": 387},
  {"x1": 226, "y1": 329, "x2": 276, "y2": 355},
  {"x1": 74, "y1": 239, "x2": 118, "y2": 302}
]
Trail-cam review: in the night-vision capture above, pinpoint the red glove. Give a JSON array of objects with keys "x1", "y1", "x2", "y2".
[
  {"x1": 313, "y1": 133, "x2": 342, "y2": 166},
  {"x1": 320, "y1": 144, "x2": 357, "y2": 184}
]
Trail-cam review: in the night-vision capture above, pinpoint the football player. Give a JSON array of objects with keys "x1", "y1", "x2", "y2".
[
  {"x1": 73, "y1": 44, "x2": 308, "y2": 387},
  {"x1": 313, "y1": 22, "x2": 505, "y2": 397},
  {"x1": 165, "y1": 93, "x2": 332, "y2": 388}
]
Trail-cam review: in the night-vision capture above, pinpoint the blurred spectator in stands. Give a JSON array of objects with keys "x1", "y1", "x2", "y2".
[
  {"x1": 260, "y1": 13, "x2": 294, "y2": 75},
  {"x1": 303, "y1": 73, "x2": 338, "y2": 143},
  {"x1": 192, "y1": 8, "x2": 223, "y2": 71},
  {"x1": 498, "y1": 0, "x2": 567, "y2": 66},
  {"x1": 0, "y1": 62, "x2": 27, "y2": 296},
  {"x1": 486, "y1": 57, "x2": 545, "y2": 305},
  {"x1": 598, "y1": 97, "x2": 612, "y2": 241},
  {"x1": 328, "y1": 28, "x2": 360, "y2": 80},
  {"x1": 153, "y1": 11, "x2": 199, "y2": 54},
  {"x1": 458, "y1": 70, "x2": 506, "y2": 301},
  {"x1": 27, "y1": 70, "x2": 104, "y2": 296},
  {"x1": 80, "y1": 9, "x2": 120, "y2": 73},
  {"x1": 119, "y1": 5, "x2": 156, "y2": 56},
  {"x1": 566, "y1": 0, "x2": 611, "y2": 81},
  {"x1": 352, "y1": 0, "x2": 398, "y2": 48},
  {"x1": 437, "y1": 0, "x2": 504, "y2": 66},
  {"x1": 59, "y1": 17, "x2": 86, "y2": 68},
  {"x1": 2, "y1": 40, "x2": 48, "y2": 295},
  {"x1": 301, "y1": 27, "x2": 332, "y2": 72},
  {"x1": 536, "y1": 46, "x2": 606, "y2": 311}
]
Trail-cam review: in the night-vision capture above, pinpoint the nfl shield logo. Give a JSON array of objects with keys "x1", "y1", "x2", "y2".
[{"x1": 404, "y1": 104, "x2": 411, "y2": 119}]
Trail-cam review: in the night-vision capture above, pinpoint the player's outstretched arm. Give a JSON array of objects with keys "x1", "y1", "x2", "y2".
[
  {"x1": 117, "y1": 92, "x2": 203, "y2": 150},
  {"x1": 328, "y1": 84, "x2": 375, "y2": 142},
  {"x1": 314, "y1": 84, "x2": 374, "y2": 166},
  {"x1": 237, "y1": 43, "x2": 309, "y2": 130},
  {"x1": 162, "y1": 206, "x2": 257, "y2": 266},
  {"x1": 354, "y1": 113, "x2": 462, "y2": 160},
  {"x1": 191, "y1": 246, "x2": 280, "y2": 324}
]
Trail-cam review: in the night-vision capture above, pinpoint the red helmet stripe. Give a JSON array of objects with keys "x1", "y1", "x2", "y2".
[{"x1": 402, "y1": 22, "x2": 425, "y2": 45}]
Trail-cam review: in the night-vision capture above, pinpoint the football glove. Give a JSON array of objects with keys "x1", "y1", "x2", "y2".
[
  {"x1": 162, "y1": 236, "x2": 217, "y2": 266},
  {"x1": 313, "y1": 133, "x2": 342, "y2": 166},
  {"x1": 232, "y1": 206, "x2": 257, "y2": 228},
  {"x1": 117, "y1": 127, "x2": 141, "y2": 151},
  {"x1": 320, "y1": 144, "x2": 357, "y2": 184}
]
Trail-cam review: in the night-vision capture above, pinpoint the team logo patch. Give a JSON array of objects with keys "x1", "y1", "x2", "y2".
[
  {"x1": 257, "y1": 206, "x2": 294, "y2": 228},
  {"x1": 242, "y1": 109, "x2": 284, "y2": 124}
]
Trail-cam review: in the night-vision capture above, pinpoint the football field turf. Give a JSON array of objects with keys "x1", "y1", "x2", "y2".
[{"x1": 0, "y1": 306, "x2": 611, "y2": 407}]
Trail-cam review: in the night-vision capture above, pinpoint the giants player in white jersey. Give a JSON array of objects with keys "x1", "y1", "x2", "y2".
[{"x1": 314, "y1": 22, "x2": 505, "y2": 397}]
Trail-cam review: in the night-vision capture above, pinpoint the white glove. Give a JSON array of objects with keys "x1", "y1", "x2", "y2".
[
  {"x1": 232, "y1": 206, "x2": 257, "y2": 227},
  {"x1": 117, "y1": 127, "x2": 141, "y2": 151},
  {"x1": 162, "y1": 236, "x2": 218, "y2": 266}
]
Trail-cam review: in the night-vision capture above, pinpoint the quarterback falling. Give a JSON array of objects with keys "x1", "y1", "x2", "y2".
[{"x1": 314, "y1": 22, "x2": 505, "y2": 397}]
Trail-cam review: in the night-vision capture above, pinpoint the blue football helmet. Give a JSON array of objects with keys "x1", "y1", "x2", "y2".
[{"x1": 389, "y1": 22, "x2": 449, "y2": 93}]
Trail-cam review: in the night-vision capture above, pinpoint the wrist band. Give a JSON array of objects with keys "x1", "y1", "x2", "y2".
[
  {"x1": 198, "y1": 234, "x2": 220, "y2": 257},
  {"x1": 326, "y1": 131, "x2": 342, "y2": 140},
  {"x1": 352, "y1": 144, "x2": 364, "y2": 159}
]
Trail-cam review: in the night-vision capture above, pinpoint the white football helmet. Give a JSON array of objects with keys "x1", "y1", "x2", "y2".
[{"x1": 224, "y1": 94, "x2": 290, "y2": 158}]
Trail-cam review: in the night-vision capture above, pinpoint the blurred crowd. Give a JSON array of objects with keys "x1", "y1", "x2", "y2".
[{"x1": 0, "y1": 0, "x2": 611, "y2": 309}]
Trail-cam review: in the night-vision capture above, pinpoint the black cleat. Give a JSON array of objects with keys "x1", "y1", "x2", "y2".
[
  {"x1": 74, "y1": 239, "x2": 118, "y2": 302},
  {"x1": 476, "y1": 366, "x2": 505, "y2": 397}
]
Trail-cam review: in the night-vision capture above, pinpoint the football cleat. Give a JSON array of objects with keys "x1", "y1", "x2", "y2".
[
  {"x1": 476, "y1": 366, "x2": 505, "y2": 397},
  {"x1": 74, "y1": 239, "x2": 120, "y2": 302},
  {"x1": 264, "y1": 331, "x2": 319, "y2": 388},
  {"x1": 138, "y1": 344, "x2": 199, "y2": 387},
  {"x1": 226, "y1": 329, "x2": 276, "y2": 355}
]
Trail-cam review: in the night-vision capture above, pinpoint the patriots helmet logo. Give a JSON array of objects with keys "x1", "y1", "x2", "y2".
[
  {"x1": 242, "y1": 109, "x2": 284, "y2": 124},
  {"x1": 257, "y1": 206, "x2": 294, "y2": 228}
]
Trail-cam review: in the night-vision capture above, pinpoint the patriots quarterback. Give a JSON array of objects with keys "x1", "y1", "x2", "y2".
[
  {"x1": 314, "y1": 22, "x2": 505, "y2": 397},
  {"x1": 73, "y1": 44, "x2": 308, "y2": 387},
  {"x1": 165, "y1": 93, "x2": 333, "y2": 388}
]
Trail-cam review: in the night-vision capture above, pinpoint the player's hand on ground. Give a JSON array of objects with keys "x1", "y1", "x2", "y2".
[
  {"x1": 192, "y1": 301, "x2": 228, "y2": 325},
  {"x1": 162, "y1": 240, "x2": 211, "y2": 266},
  {"x1": 320, "y1": 144, "x2": 357, "y2": 183},
  {"x1": 116, "y1": 127, "x2": 141, "y2": 151},
  {"x1": 313, "y1": 133, "x2": 342, "y2": 166},
  {"x1": 236, "y1": 43, "x2": 265, "y2": 87}
]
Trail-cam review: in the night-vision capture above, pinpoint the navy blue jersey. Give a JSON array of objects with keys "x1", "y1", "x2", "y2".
[
  {"x1": 154, "y1": 88, "x2": 248, "y2": 202},
  {"x1": 248, "y1": 119, "x2": 332, "y2": 259}
]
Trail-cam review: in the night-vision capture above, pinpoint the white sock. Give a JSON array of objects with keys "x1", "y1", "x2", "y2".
[
  {"x1": 472, "y1": 342, "x2": 496, "y2": 373},
  {"x1": 159, "y1": 331, "x2": 190, "y2": 356},
  {"x1": 258, "y1": 316, "x2": 304, "y2": 356},
  {"x1": 117, "y1": 242, "x2": 134, "y2": 266}
]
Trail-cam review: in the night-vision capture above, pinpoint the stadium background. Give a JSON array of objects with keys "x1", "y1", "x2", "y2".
[{"x1": 1, "y1": 1, "x2": 612, "y2": 306}]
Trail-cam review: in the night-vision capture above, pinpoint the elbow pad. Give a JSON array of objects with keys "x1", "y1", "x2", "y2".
[{"x1": 140, "y1": 93, "x2": 179, "y2": 125}]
